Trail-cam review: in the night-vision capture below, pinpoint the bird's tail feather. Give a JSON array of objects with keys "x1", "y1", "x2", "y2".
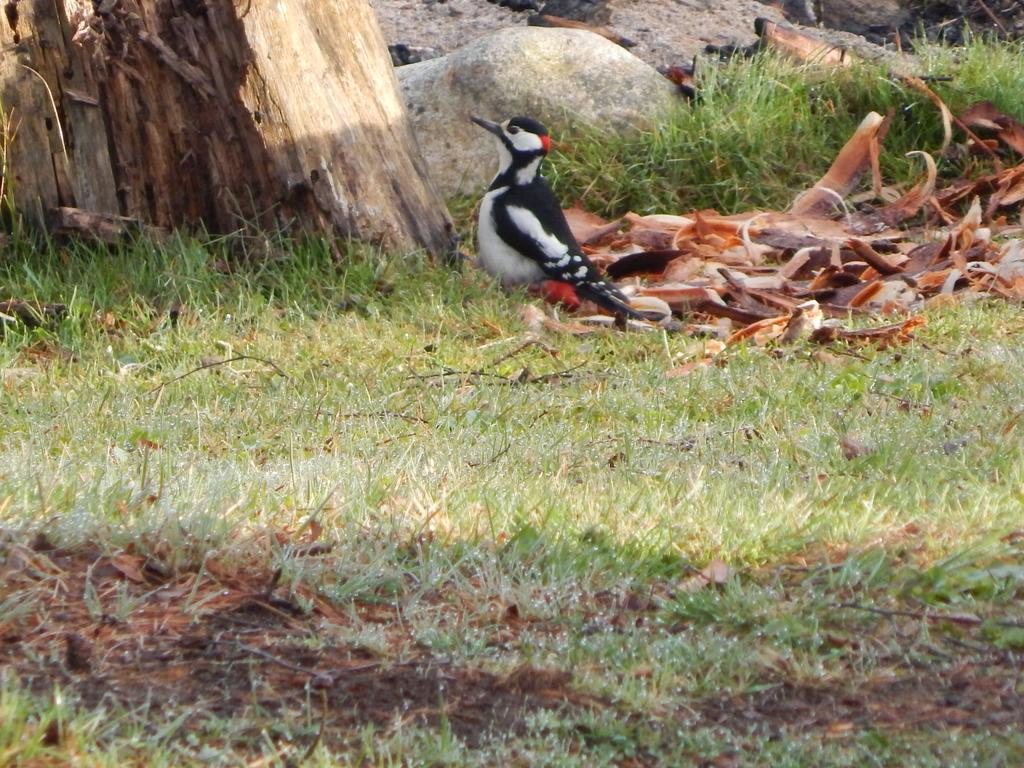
[{"x1": 575, "y1": 281, "x2": 665, "y2": 322}]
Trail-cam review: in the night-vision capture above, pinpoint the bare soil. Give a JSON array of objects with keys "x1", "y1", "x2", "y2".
[
  {"x1": 370, "y1": 0, "x2": 1024, "y2": 72},
  {"x1": 4, "y1": 540, "x2": 1023, "y2": 754},
  {"x1": 369, "y1": 0, "x2": 785, "y2": 70},
  {"x1": 1, "y1": 542, "x2": 591, "y2": 750}
]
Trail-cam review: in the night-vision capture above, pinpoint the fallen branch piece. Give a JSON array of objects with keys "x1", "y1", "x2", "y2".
[
  {"x1": 791, "y1": 112, "x2": 890, "y2": 216},
  {"x1": 0, "y1": 300, "x2": 68, "y2": 328}
]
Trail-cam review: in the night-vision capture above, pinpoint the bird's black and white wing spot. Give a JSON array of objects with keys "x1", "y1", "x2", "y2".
[{"x1": 504, "y1": 205, "x2": 597, "y2": 281}]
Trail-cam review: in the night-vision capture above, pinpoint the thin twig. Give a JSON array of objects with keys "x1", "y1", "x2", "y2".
[
  {"x1": 226, "y1": 640, "x2": 387, "y2": 679},
  {"x1": 525, "y1": 362, "x2": 587, "y2": 383},
  {"x1": 405, "y1": 367, "x2": 512, "y2": 382},
  {"x1": 146, "y1": 355, "x2": 289, "y2": 395},
  {"x1": 838, "y1": 602, "x2": 1024, "y2": 628},
  {"x1": 231, "y1": 641, "x2": 319, "y2": 675},
  {"x1": 975, "y1": 0, "x2": 1009, "y2": 35},
  {"x1": 329, "y1": 409, "x2": 427, "y2": 424},
  {"x1": 406, "y1": 363, "x2": 585, "y2": 385},
  {"x1": 486, "y1": 336, "x2": 559, "y2": 368},
  {"x1": 636, "y1": 437, "x2": 697, "y2": 451}
]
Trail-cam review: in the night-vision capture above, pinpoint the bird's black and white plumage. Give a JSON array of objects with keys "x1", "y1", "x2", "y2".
[{"x1": 471, "y1": 115, "x2": 647, "y2": 319}]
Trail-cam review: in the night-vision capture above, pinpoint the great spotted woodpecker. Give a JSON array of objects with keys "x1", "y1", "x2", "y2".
[{"x1": 472, "y1": 115, "x2": 650, "y2": 319}]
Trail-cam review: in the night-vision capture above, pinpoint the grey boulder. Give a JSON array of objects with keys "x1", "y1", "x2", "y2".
[{"x1": 396, "y1": 27, "x2": 680, "y2": 198}]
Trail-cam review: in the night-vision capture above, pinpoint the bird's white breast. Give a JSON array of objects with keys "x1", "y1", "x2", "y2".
[{"x1": 476, "y1": 187, "x2": 546, "y2": 287}]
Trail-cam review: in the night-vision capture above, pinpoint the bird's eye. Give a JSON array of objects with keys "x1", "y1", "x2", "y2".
[{"x1": 507, "y1": 126, "x2": 520, "y2": 134}]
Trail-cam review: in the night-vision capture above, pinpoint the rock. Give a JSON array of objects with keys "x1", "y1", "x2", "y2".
[
  {"x1": 370, "y1": 0, "x2": 790, "y2": 75},
  {"x1": 397, "y1": 27, "x2": 679, "y2": 198},
  {"x1": 487, "y1": 0, "x2": 542, "y2": 11},
  {"x1": 538, "y1": 0, "x2": 610, "y2": 24},
  {"x1": 778, "y1": 0, "x2": 911, "y2": 36},
  {"x1": 388, "y1": 43, "x2": 443, "y2": 66},
  {"x1": 817, "y1": 0, "x2": 910, "y2": 38}
]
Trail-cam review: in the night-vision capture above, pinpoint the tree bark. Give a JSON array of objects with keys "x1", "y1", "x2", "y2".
[{"x1": 0, "y1": 0, "x2": 455, "y2": 256}]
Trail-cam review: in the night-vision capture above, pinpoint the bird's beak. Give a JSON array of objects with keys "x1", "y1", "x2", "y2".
[{"x1": 470, "y1": 116, "x2": 504, "y2": 137}]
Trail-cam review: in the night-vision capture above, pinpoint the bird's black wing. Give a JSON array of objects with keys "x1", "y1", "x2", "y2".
[
  {"x1": 496, "y1": 179, "x2": 655, "y2": 318},
  {"x1": 496, "y1": 179, "x2": 610, "y2": 285}
]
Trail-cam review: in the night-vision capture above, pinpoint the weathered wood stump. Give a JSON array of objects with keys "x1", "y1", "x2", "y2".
[{"x1": 0, "y1": 0, "x2": 455, "y2": 256}]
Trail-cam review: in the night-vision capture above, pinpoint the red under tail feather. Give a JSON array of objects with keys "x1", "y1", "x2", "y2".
[{"x1": 536, "y1": 281, "x2": 582, "y2": 310}]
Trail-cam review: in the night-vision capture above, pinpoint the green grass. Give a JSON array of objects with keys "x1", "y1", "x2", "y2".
[
  {"x1": 2, "y1": 38, "x2": 1024, "y2": 767},
  {"x1": 2, "y1": 238, "x2": 1024, "y2": 765},
  {"x1": 541, "y1": 37, "x2": 1024, "y2": 217}
]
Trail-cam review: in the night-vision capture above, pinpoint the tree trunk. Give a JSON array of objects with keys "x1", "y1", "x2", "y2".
[{"x1": 0, "y1": 0, "x2": 456, "y2": 256}]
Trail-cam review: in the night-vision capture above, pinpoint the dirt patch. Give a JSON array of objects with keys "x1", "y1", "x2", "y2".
[
  {"x1": 370, "y1": 0, "x2": 1022, "y2": 74},
  {"x1": 0, "y1": 542, "x2": 593, "y2": 749},
  {"x1": 697, "y1": 662, "x2": 1024, "y2": 736},
  {"x1": 369, "y1": 0, "x2": 786, "y2": 70},
  {"x1": 4, "y1": 540, "x2": 1023, "y2": 753}
]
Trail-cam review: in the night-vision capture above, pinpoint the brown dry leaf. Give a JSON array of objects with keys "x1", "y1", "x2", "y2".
[
  {"x1": 902, "y1": 76, "x2": 954, "y2": 153},
  {"x1": 847, "y1": 280, "x2": 884, "y2": 308},
  {"x1": 960, "y1": 101, "x2": 1008, "y2": 132},
  {"x1": 959, "y1": 100, "x2": 1024, "y2": 156},
  {"x1": 664, "y1": 358, "x2": 712, "y2": 378},
  {"x1": 792, "y1": 112, "x2": 889, "y2": 216},
  {"x1": 756, "y1": 18, "x2": 855, "y2": 67},
  {"x1": 623, "y1": 211, "x2": 695, "y2": 234},
  {"x1": 847, "y1": 238, "x2": 906, "y2": 275},
  {"x1": 662, "y1": 256, "x2": 702, "y2": 283},
  {"x1": 702, "y1": 559, "x2": 733, "y2": 584},
  {"x1": 520, "y1": 303, "x2": 598, "y2": 335},
  {"x1": 825, "y1": 721, "x2": 856, "y2": 738},
  {"x1": 563, "y1": 205, "x2": 620, "y2": 246},
  {"x1": 305, "y1": 517, "x2": 324, "y2": 543},
  {"x1": 519, "y1": 304, "x2": 547, "y2": 334},
  {"x1": 679, "y1": 558, "x2": 735, "y2": 592},
  {"x1": 1000, "y1": 123, "x2": 1024, "y2": 156},
  {"x1": 811, "y1": 316, "x2": 926, "y2": 346},
  {"x1": 915, "y1": 268, "x2": 956, "y2": 294},
  {"x1": 778, "y1": 302, "x2": 822, "y2": 344},
  {"x1": 635, "y1": 284, "x2": 718, "y2": 312},
  {"x1": 725, "y1": 314, "x2": 791, "y2": 345},
  {"x1": 108, "y1": 554, "x2": 147, "y2": 583},
  {"x1": 1000, "y1": 176, "x2": 1024, "y2": 207},
  {"x1": 840, "y1": 434, "x2": 872, "y2": 460},
  {"x1": 875, "y1": 151, "x2": 938, "y2": 226},
  {"x1": 952, "y1": 196, "x2": 984, "y2": 251},
  {"x1": 628, "y1": 295, "x2": 671, "y2": 319}
]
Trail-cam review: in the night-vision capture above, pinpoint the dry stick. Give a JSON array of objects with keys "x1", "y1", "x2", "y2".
[
  {"x1": 229, "y1": 641, "x2": 385, "y2": 678},
  {"x1": 486, "y1": 336, "x2": 559, "y2": 368},
  {"x1": 407, "y1": 363, "x2": 584, "y2": 385},
  {"x1": 838, "y1": 602, "x2": 1024, "y2": 628},
  {"x1": 146, "y1": 355, "x2": 290, "y2": 395},
  {"x1": 975, "y1": 0, "x2": 1010, "y2": 35},
  {"x1": 227, "y1": 640, "x2": 429, "y2": 683}
]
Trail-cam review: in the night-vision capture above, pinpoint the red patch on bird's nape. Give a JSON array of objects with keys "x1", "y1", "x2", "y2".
[
  {"x1": 537, "y1": 280, "x2": 581, "y2": 310},
  {"x1": 540, "y1": 135, "x2": 551, "y2": 153}
]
